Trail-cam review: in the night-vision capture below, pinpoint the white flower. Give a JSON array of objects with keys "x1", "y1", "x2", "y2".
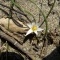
[{"x1": 25, "y1": 22, "x2": 43, "y2": 36}]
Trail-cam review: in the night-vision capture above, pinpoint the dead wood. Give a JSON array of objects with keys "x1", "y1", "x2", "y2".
[
  {"x1": 0, "y1": 18, "x2": 28, "y2": 33},
  {"x1": 0, "y1": 3, "x2": 31, "y2": 23},
  {"x1": 0, "y1": 26, "x2": 33, "y2": 60},
  {"x1": 0, "y1": 25, "x2": 23, "y2": 44}
]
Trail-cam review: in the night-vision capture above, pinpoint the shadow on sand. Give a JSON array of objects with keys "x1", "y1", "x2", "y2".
[
  {"x1": 43, "y1": 46, "x2": 60, "y2": 60},
  {"x1": 0, "y1": 52, "x2": 24, "y2": 60}
]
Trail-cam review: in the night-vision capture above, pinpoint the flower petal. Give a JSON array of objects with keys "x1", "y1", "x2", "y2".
[
  {"x1": 25, "y1": 29, "x2": 32, "y2": 36},
  {"x1": 37, "y1": 28, "x2": 43, "y2": 31},
  {"x1": 36, "y1": 23, "x2": 40, "y2": 27},
  {"x1": 34, "y1": 31, "x2": 38, "y2": 35},
  {"x1": 27, "y1": 23, "x2": 32, "y2": 28},
  {"x1": 32, "y1": 22, "x2": 35, "y2": 25}
]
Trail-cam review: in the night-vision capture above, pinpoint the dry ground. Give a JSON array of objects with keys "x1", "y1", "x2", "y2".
[{"x1": 0, "y1": 0, "x2": 60, "y2": 60}]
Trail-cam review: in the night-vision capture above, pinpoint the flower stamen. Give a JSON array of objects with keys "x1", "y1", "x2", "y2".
[{"x1": 31, "y1": 25, "x2": 37, "y2": 31}]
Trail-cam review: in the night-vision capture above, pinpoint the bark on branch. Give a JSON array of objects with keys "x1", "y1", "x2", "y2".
[
  {"x1": 0, "y1": 25, "x2": 33, "y2": 60},
  {"x1": 0, "y1": 18, "x2": 28, "y2": 33}
]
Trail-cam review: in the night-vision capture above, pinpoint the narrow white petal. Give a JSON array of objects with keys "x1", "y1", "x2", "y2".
[
  {"x1": 36, "y1": 23, "x2": 40, "y2": 27},
  {"x1": 37, "y1": 28, "x2": 43, "y2": 31},
  {"x1": 27, "y1": 23, "x2": 32, "y2": 28},
  {"x1": 25, "y1": 29, "x2": 32, "y2": 36},
  {"x1": 32, "y1": 22, "x2": 35, "y2": 25},
  {"x1": 34, "y1": 31, "x2": 38, "y2": 35}
]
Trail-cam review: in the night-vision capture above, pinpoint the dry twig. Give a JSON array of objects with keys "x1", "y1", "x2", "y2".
[{"x1": 0, "y1": 25, "x2": 33, "y2": 60}]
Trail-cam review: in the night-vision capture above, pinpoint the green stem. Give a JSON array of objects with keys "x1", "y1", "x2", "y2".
[
  {"x1": 11, "y1": 0, "x2": 24, "y2": 12},
  {"x1": 40, "y1": 0, "x2": 56, "y2": 38},
  {"x1": 28, "y1": 0, "x2": 46, "y2": 19},
  {"x1": 9, "y1": 0, "x2": 15, "y2": 18},
  {"x1": 40, "y1": 0, "x2": 56, "y2": 27},
  {"x1": 24, "y1": 10, "x2": 36, "y2": 22},
  {"x1": 43, "y1": 18, "x2": 48, "y2": 37},
  {"x1": 8, "y1": 0, "x2": 15, "y2": 30},
  {"x1": 46, "y1": 0, "x2": 56, "y2": 18},
  {"x1": 39, "y1": 0, "x2": 43, "y2": 22},
  {"x1": 7, "y1": 16, "x2": 10, "y2": 30},
  {"x1": 11, "y1": 0, "x2": 36, "y2": 23},
  {"x1": 28, "y1": 0, "x2": 48, "y2": 37},
  {"x1": 6, "y1": 41, "x2": 9, "y2": 52}
]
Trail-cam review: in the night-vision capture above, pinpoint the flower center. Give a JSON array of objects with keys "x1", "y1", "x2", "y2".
[{"x1": 32, "y1": 25, "x2": 37, "y2": 31}]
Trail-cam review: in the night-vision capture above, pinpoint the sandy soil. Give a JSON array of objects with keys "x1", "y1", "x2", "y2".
[{"x1": 0, "y1": 0, "x2": 60, "y2": 60}]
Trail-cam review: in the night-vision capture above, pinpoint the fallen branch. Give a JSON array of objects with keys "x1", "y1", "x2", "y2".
[
  {"x1": 0, "y1": 18, "x2": 28, "y2": 33},
  {"x1": 0, "y1": 30, "x2": 33, "y2": 60},
  {"x1": 0, "y1": 25, "x2": 23, "y2": 44}
]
